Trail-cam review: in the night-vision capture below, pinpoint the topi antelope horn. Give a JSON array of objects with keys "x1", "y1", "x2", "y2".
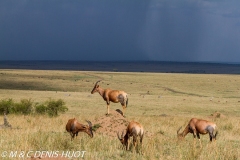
[
  {"x1": 177, "y1": 126, "x2": 182, "y2": 135},
  {"x1": 86, "y1": 120, "x2": 92, "y2": 128},
  {"x1": 94, "y1": 80, "x2": 102, "y2": 86}
]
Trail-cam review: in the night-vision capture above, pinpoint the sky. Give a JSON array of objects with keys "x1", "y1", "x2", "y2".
[{"x1": 0, "y1": 0, "x2": 240, "y2": 62}]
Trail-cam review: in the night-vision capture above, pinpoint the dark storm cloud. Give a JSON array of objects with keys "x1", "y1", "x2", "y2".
[
  {"x1": 138, "y1": 0, "x2": 240, "y2": 62},
  {"x1": 0, "y1": 0, "x2": 240, "y2": 62},
  {"x1": 138, "y1": 0, "x2": 205, "y2": 61},
  {"x1": 0, "y1": 1, "x2": 150, "y2": 60}
]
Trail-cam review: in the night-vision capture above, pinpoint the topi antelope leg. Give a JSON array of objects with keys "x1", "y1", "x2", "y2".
[
  {"x1": 127, "y1": 138, "x2": 130, "y2": 150},
  {"x1": 193, "y1": 131, "x2": 197, "y2": 147},
  {"x1": 197, "y1": 133, "x2": 202, "y2": 148},
  {"x1": 107, "y1": 105, "x2": 110, "y2": 115},
  {"x1": 133, "y1": 135, "x2": 137, "y2": 152},
  {"x1": 106, "y1": 101, "x2": 110, "y2": 115}
]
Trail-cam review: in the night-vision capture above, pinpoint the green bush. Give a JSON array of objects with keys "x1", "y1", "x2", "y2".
[
  {"x1": 35, "y1": 104, "x2": 48, "y2": 114},
  {"x1": 45, "y1": 99, "x2": 68, "y2": 117},
  {"x1": 0, "y1": 98, "x2": 68, "y2": 116},
  {"x1": 11, "y1": 99, "x2": 33, "y2": 115},
  {"x1": 0, "y1": 99, "x2": 14, "y2": 114},
  {"x1": 92, "y1": 124, "x2": 102, "y2": 132}
]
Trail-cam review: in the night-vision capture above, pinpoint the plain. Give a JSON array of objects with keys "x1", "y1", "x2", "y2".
[{"x1": 0, "y1": 69, "x2": 239, "y2": 160}]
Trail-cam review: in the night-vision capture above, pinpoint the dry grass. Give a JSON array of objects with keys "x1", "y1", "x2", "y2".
[{"x1": 0, "y1": 69, "x2": 240, "y2": 159}]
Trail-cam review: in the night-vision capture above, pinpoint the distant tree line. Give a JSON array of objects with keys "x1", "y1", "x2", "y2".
[{"x1": 0, "y1": 98, "x2": 68, "y2": 117}]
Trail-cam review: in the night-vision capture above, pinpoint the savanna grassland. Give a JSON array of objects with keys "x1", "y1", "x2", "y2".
[{"x1": 0, "y1": 69, "x2": 240, "y2": 160}]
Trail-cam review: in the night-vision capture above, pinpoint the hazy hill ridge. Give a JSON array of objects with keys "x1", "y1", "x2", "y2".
[{"x1": 0, "y1": 61, "x2": 240, "y2": 74}]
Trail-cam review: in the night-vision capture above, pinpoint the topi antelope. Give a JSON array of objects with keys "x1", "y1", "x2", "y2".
[
  {"x1": 177, "y1": 118, "x2": 218, "y2": 147},
  {"x1": 66, "y1": 118, "x2": 93, "y2": 140},
  {"x1": 117, "y1": 121, "x2": 144, "y2": 151},
  {"x1": 91, "y1": 80, "x2": 128, "y2": 116}
]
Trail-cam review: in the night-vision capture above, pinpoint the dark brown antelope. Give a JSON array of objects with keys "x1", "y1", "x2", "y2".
[
  {"x1": 66, "y1": 118, "x2": 93, "y2": 140},
  {"x1": 91, "y1": 80, "x2": 128, "y2": 116},
  {"x1": 117, "y1": 121, "x2": 144, "y2": 151},
  {"x1": 177, "y1": 118, "x2": 218, "y2": 147}
]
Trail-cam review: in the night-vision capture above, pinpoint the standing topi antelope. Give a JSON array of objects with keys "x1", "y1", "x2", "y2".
[
  {"x1": 66, "y1": 118, "x2": 93, "y2": 140},
  {"x1": 177, "y1": 118, "x2": 218, "y2": 147},
  {"x1": 91, "y1": 80, "x2": 128, "y2": 116},
  {"x1": 117, "y1": 121, "x2": 144, "y2": 151}
]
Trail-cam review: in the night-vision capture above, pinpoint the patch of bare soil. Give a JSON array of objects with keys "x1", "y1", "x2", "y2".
[
  {"x1": 92, "y1": 109, "x2": 154, "y2": 138},
  {"x1": 210, "y1": 112, "x2": 226, "y2": 118},
  {"x1": 91, "y1": 109, "x2": 128, "y2": 137}
]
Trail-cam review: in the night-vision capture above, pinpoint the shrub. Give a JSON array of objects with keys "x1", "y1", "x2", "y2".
[
  {"x1": 92, "y1": 124, "x2": 102, "y2": 132},
  {"x1": 11, "y1": 99, "x2": 33, "y2": 115},
  {"x1": 35, "y1": 104, "x2": 48, "y2": 114},
  {"x1": 0, "y1": 98, "x2": 68, "y2": 116},
  {"x1": 45, "y1": 99, "x2": 68, "y2": 117},
  {"x1": 0, "y1": 99, "x2": 14, "y2": 114}
]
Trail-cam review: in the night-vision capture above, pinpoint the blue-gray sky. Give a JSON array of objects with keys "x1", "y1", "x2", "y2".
[{"x1": 1, "y1": 0, "x2": 240, "y2": 62}]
